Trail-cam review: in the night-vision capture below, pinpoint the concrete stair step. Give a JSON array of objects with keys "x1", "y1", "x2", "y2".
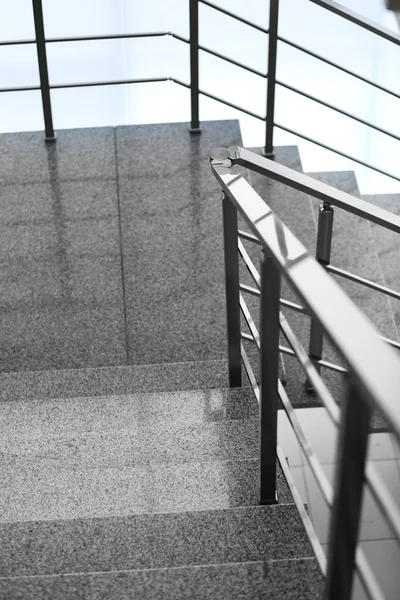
[
  {"x1": 0, "y1": 558, "x2": 324, "y2": 599},
  {"x1": 0, "y1": 506, "x2": 313, "y2": 578}
]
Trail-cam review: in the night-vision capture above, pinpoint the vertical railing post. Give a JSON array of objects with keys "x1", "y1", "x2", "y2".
[
  {"x1": 32, "y1": 0, "x2": 55, "y2": 141},
  {"x1": 259, "y1": 249, "x2": 280, "y2": 504},
  {"x1": 189, "y1": 0, "x2": 201, "y2": 133},
  {"x1": 265, "y1": 0, "x2": 279, "y2": 156},
  {"x1": 222, "y1": 191, "x2": 241, "y2": 387},
  {"x1": 325, "y1": 377, "x2": 371, "y2": 600},
  {"x1": 306, "y1": 201, "x2": 334, "y2": 391}
]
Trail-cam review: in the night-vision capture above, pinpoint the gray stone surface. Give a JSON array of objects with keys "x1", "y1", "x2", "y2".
[
  {"x1": 0, "y1": 388, "x2": 258, "y2": 434},
  {"x1": 0, "y1": 505, "x2": 313, "y2": 577},
  {"x1": 0, "y1": 558, "x2": 324, "y2": 600},
  {"x1": 0, "y1": 360, "x2": 229, "y2": 402},
  {"x1": 116, "y1": 120, "x2": 243, "y2": 365},
  {"x1": 0, "y1": 127, "x2": 126, "y2": 372},
  {"x1": 0, "y1": 121, "x2": 243, "y2": 372},
  {"x1": 0, "y1": 458, "x2": 292, "y2": 523}
]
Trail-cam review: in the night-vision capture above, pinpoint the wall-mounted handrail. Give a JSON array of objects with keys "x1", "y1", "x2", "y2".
[{"x1": 309, "y1": 0, "x2": 400, "y2": 46}]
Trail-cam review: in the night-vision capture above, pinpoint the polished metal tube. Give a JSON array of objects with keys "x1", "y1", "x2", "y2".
[
  {"x1": 265, "y1": 0, "x2": 279, "y2": 155},
  {"x1": 32, "y1": 0, "x2": 55, "y2": 141},
  {"x1": 189, "y1": 0, "x2": 200, "y2": 132},
  {"x1": 222, "y1": 191, "x2": 242, "y2": 387},
  {"x1": 325, "y1": 377, "x2": 371, "y2": 600},
  {"x1": 259, "y1": 250, "x2": 280, "y2": 504}
]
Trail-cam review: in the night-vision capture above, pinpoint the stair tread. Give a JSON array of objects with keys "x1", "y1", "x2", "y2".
[
  {"x1": 0, "y1": 457, "x2": 293, "y2": 523},
  {"x1": 0, "y1": 387, "x2": 257, "y2": 437},
  {"x1": 0, "y1": 360, "x2": 230, "y2": 403},
  {"x1": 0, "y1": 506, "x2": 313, "y2": 578},
  {"x1": 0, "y1": 558, "x2": 324, "y2": 600}
]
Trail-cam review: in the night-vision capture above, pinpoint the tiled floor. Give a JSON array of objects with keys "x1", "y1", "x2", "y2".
[{"x1": 278, "y1": 407, "x2": 400, "y2": 600}]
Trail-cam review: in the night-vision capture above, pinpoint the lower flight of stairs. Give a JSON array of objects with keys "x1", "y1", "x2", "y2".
[{"x1": 0, "y1": 361, "x2": 323, "y2": 599}]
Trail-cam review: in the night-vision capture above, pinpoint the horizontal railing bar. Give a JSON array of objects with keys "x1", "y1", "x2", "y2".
[
  {"x1": 170, "y1": 77, "x2": 191, "y2": 89},
  {"x1": 238, "y1": 229, "x2": 263, "y2": 245},
  {"x1": 0, "y1": 38, "x2": 35, "y2": 46},
  {"x1": 239, "y1": 283, "x2": 260, "y2": 297},
  {"x1": 280, "y1": 298, "x2": 308, "y2": 314},
  {"x1": 278, "y1": 380, "x2": 334, "y2": 506},
  {"x1": 274, "y1": 123, "x2": 400, "y2": 184},
  {"x1": 50, "y1": 77, "x2": 169, "y2": 89},
  {"x1": 211, "y1": 158, "x2": 400, "y2": 438},
  {"x1": 366, "y1": 463, "x2": 400, "y2": 540},
  {"x1": 279, "y1": 312, "x2": 340, "y2": 425},
  {"x1": 327, "y1": 264, "x2": 400, "y2": 301},
  {"x1": 172, "y1": 78, "x2": 267, "y2": 119},
  {"x1": 238, "y1": 239, "x2": 261, "y2": 287},
  {"x1": 241, "y1": 331, "x2": 257, "y2": 344},
  {"x1": 276, "y1": 79, "x2": 400, "y2": 142},
  {"x1": 378, "y1": 334, "x2": 400, "y2": 351},
  {"x1": 199, "y1": 44, "x2": 267, "y2": 78},
  {"x1": 46, "y1": 31, "x2": 169, "y2": 43},
  {"x1": 319, "y1": 358, "x2": 347, "y2": 374},
  {"x1": 0, "y1": 84, "x2": 41, "y2": 93},
  {"x1": 277, "y1": 35, "x2": 400, "y2": 101},
  {"x1": 199, "y1": 88, "x2": 266, "y2": 120},
  {"x1": 240, "y1": 293, "x2": 260, "y2": 349},
  {"x1": 199, "y1": 0, "x2": 269, "y2": 34},
  {"x1": 279, "y1": 344, "x2": 296, "y2": 357},
  {"x1": 277, "y1": 444, "x2": 327, "y2": 575},
  {"x1": 172, "y1": 79, "x2": 268, "y2": 119},
  {"x1": 309, "y1": 0, "x2": 400, "y2": 47},
  {"x1": 230, "y1": 145, "x2": 400, "y2": 231},
  {"x1": 239, "y1": 283, "x2": 309, "y2": 315},
  {"x1": 241, "y1": 342, "x2": 260, "y2": 400}
]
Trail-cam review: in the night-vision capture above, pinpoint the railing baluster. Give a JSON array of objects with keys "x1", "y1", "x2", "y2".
[
  {"x1": 306, "y1": 201, "x2": 334, "y2": 391},
  {"x1": 189, "y1": 0, "x2": 201, "y2": 133},
  {"x1": 325, "y1": 377, "x2": 371, "y2": 600},
  {"x1": 259, "y1": 250, "x2": 280, "y2": 504},
  {"x1": 265, "y1": 0, "x2": 279, "y2": 156},
  {"x1": 222, "y1": 190, "x2": 241, "y2": 387},
  {"x1": 32, "y1": 0, "x2": 55, "y2": 141}
]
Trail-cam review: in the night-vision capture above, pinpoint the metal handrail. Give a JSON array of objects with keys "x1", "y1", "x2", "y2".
[
  {"x1": 210, "y1": 146, "x2": 400, "y2": 600},
  {"x1": 230, "y1": 146, "x2": 400, "y2": 230},
  {"x1": 309, "y1": 0, "x2": 400, "y2": 46},
  {"x1": 2, "y1": 0, "x2": 398, "y2": 186}
]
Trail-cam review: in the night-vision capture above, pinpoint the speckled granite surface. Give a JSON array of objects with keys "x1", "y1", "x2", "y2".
[
  {"x1": 0, "y1": 505, "x2": 314, "y2": 577},
  {"x1": 0, "y1": 558, "x2": 324, "y2": 600},
  {"x1": 0, "y1": 384, "x2": 294, "y2": 522},
  {"x1": 0, "y1": 360, "x2": 231, "y2": 402},
  {"x1": 0, "y1": 121, "x2": 242, "y2": 372}
]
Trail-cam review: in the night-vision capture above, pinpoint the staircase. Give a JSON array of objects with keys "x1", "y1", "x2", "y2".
[
  {"x1": 0, "y1": 364, "x2": 323, "y2": 599},
  {"x1": 0, "y1": 119, "x2": 399, "y2": 599}
]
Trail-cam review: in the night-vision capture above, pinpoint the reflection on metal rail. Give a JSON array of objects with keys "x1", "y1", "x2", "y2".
[{"x1": 210, "y1": 146, "x2": 400, "y2": 600}]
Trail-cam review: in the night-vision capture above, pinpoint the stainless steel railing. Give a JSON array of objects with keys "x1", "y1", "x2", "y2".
[
  {"x1": 210, "y1": 146, "x2": 400, "y2": 600},
  {"x1": 1, "y1": 1, "x2": 399, "y2": 184}
]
